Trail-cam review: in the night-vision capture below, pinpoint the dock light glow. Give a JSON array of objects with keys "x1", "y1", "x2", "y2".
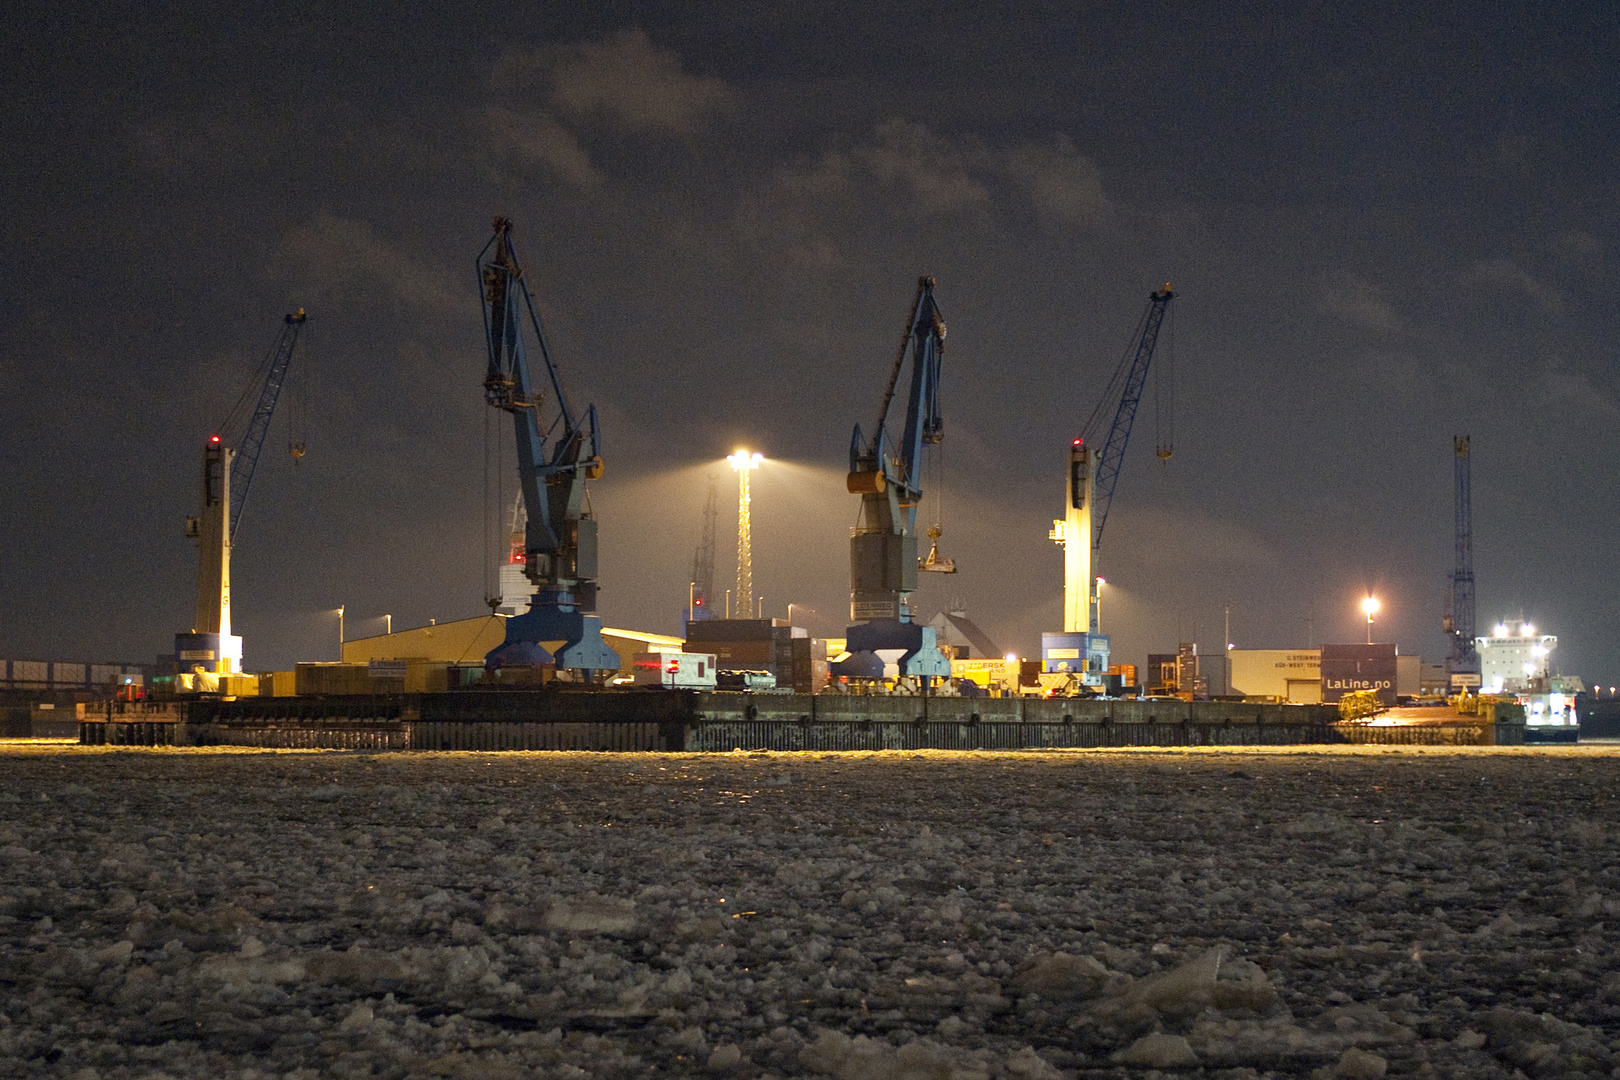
[
  {"x1": 727, "y1": 450, "x2": 763, "y2": 621},
  {"x1": 1362, "y1": 595, "x2": 1379, "y2": 644}
]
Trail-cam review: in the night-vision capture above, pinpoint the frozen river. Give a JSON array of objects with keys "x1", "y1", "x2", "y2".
[{"x1": 1, "y1": 743, "x2": 1616, "y2": 1078}]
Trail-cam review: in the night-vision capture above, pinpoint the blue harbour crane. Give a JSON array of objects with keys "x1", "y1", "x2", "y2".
[
  {"x1": 831, "y1": 277, "x2": 954, "y2": 684},
  {"x1": 477, "y1": 217, "x2": 618, "y2": 677}
]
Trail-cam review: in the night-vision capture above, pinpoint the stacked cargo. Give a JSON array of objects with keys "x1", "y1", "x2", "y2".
[
  {"x1": 683, "y1": 619, "x2": 828, "y2": 693},
  {"x1": 294, "y1": 663, "x2": 404, "y2": 696}
]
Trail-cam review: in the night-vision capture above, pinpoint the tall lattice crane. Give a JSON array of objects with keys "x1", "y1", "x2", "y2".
[
  {"x1": 477, "y1": 217, "x2": 618, "y2": 677},
  {"x1": 174, "y1": 309, "x2": 307, "y2": 680},
  {"x1": 1044, "y1": 285, "x2": 1174, "y2": 686},
  {"x1": 1444, "y1": 435, "x2": 1480, "y2": 685}
]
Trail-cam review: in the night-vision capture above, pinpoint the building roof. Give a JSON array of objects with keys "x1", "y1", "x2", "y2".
[
  {"x1": 925, "y1": 610, "x2": 1002, "y2": 659},
  {"x1": 341, "y1": 616, "x2": 679, "y2": 669}
]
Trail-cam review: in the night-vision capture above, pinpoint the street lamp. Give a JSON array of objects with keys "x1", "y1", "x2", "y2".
[
  {"x1": 1361, "y1": 595, "x2": 1379, "y2": 644},
  {"x1": 335, "y1": 605, "x2": 345, "y2": 657}
]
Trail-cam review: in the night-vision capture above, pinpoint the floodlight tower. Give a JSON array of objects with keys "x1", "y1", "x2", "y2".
[{"x1": 728, "y1": 450, "x2": 762, "y2": 619}]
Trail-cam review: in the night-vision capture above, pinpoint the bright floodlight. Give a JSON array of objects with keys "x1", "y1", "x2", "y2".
[
  {"x1": 727, "y1": 449, "x2": 763, "y2": 619},
  {"x1": 1524, "y1": 624, "x2": 1534, "y2": 636},
  {"x1": 1361, "y1": 596, "x2": 1379, "y2": 616},
  {"x1": 1004, "y1": 653, "x2": 1018, "y2": 663}
]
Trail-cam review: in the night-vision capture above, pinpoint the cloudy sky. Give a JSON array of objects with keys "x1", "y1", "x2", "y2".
[{"x1": 3, "y1": 2, "x2": 1616, "y2": 682}]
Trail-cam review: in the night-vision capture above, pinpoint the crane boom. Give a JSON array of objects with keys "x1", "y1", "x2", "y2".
[
  {"x1": 228, "y1": 310, "x2": 305, "y2": 542},
  {"x1": 1088, "y1": 286, "x2": 1172, "y2": 555}
]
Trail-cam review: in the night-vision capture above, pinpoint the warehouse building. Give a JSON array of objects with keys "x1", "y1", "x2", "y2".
[{"x1": 1227, "y1": 647, "x2": 1420, "y2": 703}]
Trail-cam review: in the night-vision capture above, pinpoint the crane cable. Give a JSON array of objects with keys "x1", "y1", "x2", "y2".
[
  {"x1": 216, "y1": 315, "x2": 284, "y2": 443},
  {"x1": 483, "y1": 405, "x2": 495, "y2": 609},
  {"x1": 1079, "y1": 302, "x2": 1152, "y2": 447},
  {"x1": 1155, "y1": 301, "x2": 1176, "y2": 461},
  {"x1": 286, "y1": 316, "x2": 310, "y2": 461}
]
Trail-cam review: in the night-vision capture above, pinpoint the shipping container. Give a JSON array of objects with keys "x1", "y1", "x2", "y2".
[{"x1": 632, "y1": 652, "x2": 717, "y2": 689}]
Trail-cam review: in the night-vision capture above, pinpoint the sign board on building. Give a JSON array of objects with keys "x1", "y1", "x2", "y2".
[
  {"x1": 1228, "y1": 649, "x2": 1321, "y2": 700},
  {"x1": 1320, "y1": 643, "x2": 1398, "y2": 706},
  {"x1": 1450, "y1": 672, "x2": 1481, "y2": 689}
]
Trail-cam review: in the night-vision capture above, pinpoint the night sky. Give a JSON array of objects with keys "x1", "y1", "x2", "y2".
[{"x1": 3, "y1": 3, "x2": 1616, "y2": 684}]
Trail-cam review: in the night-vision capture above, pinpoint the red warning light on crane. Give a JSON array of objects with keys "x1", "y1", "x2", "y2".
[{"x1": 209, "y1": 435, "x2": 221, "y2": 444}]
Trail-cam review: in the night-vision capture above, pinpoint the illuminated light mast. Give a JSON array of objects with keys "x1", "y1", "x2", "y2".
[{"x1": 728, "y1": 450, "x2": 762, "y2": 620}]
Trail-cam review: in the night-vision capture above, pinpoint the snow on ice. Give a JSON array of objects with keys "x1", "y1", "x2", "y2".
[{"x1": 0, "y1": 743, "x2": 1617, "y2": 1078}]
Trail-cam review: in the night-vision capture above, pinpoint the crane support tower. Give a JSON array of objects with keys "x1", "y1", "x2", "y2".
[
  {"x1": 1443, "y1": 435, "x2": 1481, "y2": 687},
  {"x1": 687, "y1": 475, "x2": 719, "y2": 624},
  {"x1": 1044, "y1": 285, "x2": 1174, "y2": 686},
  {"x1": 174, "y1": 309, "x2": 306, "y2": 678},
  {"x1": 831, "y1": 277, "x2": 952, "y2": 683},
  {"x1": 477, "y1": 218, "x2": 618, "y2": 677}
]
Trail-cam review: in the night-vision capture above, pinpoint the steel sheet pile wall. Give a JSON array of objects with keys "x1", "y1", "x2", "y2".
[
  {"x1": 183, "y1": 690, "x2": 690, "y2": 751},
  {"x1": 182, "y1": 697, "x2": 407, "y2": 750},
  {"x1": 409, "y1": 691, "x2": 687, "y2": 751},
  {"x1": 686, "y1": 694, "x2": 1341, "y2": 751},
  {"x1": 81, "y1": 690, "x2": 1356, "y2": 751}
]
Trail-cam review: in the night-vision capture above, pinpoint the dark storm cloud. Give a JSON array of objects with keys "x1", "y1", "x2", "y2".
[{"x1": 1, "y1": 2, "x2": 1616, "y2": 684}]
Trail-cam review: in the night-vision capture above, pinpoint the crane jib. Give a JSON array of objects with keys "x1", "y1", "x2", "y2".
[
  {"x1": 1089, "y1": 288, "x2": 1172, "y2": 555},
  {"x1": 227, "y1": 310, "x2": 306, "y2": 543}
]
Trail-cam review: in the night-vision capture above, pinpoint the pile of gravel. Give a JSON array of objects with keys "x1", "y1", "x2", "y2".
[{"x1": 1, "y1": 744, "x2": 1617, "y2": 1078}]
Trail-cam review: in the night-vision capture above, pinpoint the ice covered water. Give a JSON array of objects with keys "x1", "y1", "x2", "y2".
[{"x1": 0, "y1": 743, "x2": 1616, "y2": 1077}]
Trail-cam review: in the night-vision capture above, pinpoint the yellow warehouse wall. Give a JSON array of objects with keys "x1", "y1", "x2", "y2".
[{"x1": 340, "y1": 616, "x2": 682, "y2": 672}]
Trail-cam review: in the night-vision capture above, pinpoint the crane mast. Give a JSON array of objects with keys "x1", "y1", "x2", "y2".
[
  {"x1": 831, "y1": 277, "x2": 952, "y2": 684},
  {"x1": 477, "y1": 217, "x2": 618, "y2": 677}
]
